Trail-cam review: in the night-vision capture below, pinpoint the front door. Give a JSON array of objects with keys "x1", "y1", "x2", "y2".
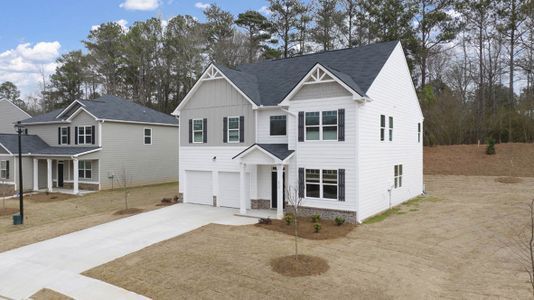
[
  {"x1": 57, "y1": 161, "x2": 64, "y2": 188},
  {"x1": 271, "y1": 171, "x2": 286, "y2": 209}
]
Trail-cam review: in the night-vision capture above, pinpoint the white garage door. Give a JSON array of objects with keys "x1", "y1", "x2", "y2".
[
  {"x1": 219, "y1": 172, "x2": 249, "y2": 208},
  {"x1": 185, "y1": 171, "x2": 213, "y2": 205}
]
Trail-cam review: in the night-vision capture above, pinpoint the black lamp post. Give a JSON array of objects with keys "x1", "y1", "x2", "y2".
[{"x1": 15, "y1": 121, "x2": 24, "y2": 224}]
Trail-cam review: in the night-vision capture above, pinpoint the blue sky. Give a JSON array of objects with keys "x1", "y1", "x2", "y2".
[{"x1": 0, "y1": 0, "x2": 270, "y2": 97}]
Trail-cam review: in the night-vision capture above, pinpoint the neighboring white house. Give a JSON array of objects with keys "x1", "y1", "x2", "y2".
[
  {"x1": 0, "y1": 95, "x2": 179, "y2": 195},
  {"x1": 173, "y1": 41, "x2": 424, "y2": 223},
  {"x1": 0, "y1": 99, "x2": 31, "y2": 133}
]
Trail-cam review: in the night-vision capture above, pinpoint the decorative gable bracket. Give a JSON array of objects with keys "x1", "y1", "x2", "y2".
[{"x1": 201, "y1": 65, "x2": 224, "y2": 81}]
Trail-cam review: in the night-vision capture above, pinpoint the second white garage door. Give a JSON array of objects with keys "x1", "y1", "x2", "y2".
[
  {"x1": 185, "y1": 171, "x2": 213, "y2": 206},
  {"x1": 219, "y1": 172, "x2": 249, "y2": 208}
]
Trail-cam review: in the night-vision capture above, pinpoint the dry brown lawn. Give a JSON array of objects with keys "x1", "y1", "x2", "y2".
[
  {"x1": 0, "y1": 182, "x2": 178, "y2": 252},
  {"x1": 84, "y1": 175, "x2": 533, "y2": 299},
  {"x1": 30, "y1": 288, "x2": 73, "y2": 300},
  {"x1": 424, "y1": 143, "x2": 534, "y2": 177}
]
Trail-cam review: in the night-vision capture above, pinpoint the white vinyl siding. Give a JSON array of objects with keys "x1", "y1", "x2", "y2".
[
  {"x1": 144, "y1": 128, "x2": 152, "y2": 145},
  {"x1": 227, "y1": 116, "x2": 240, "y2": 143},
  {"x1": 193, "y1": 119, "x2": 204, "y2": 143}
]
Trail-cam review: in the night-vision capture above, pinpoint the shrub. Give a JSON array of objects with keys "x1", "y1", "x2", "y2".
[
  {"x1": 313, "y1": 223, "x2": 321, "y2": 233},
  {"x1": 486, "y1": 138, "x2": 496, "y2": 155},
  {"x1": 258, "y1": 217, "x2": 272, "y2": 225},
  {"x1": 284, "y1": 213, "x2": 295, "y2": 225},
  {"x1": 311, "y1": 214, "x2": 321, "y2": 223},
  {"x1": 334, "y1": 216, "x2": 345, "y2": 226}
]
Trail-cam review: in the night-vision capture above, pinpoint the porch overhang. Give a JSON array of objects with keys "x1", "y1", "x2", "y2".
[{"x1": 232, "y1": 143, "x2": 294, "y2": 165}]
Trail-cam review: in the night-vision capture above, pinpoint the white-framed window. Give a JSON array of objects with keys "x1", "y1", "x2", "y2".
[
  {"x1": 78, "y1": 126, "x2": 93, "y2": 144},
  {"x1": 389, "y1": 116, "x2": 393, "y2": 141},
  {"x1": 270, "y1": 115, "x2": 286, "y2": 136},
  {"x1": 144, "y1": 128, "x2": 152, "y2": 145},
  {"x1": 394, "y1": 164, "x2": 403, "y2": 188},
  {"x1": 60, "y1": 127, "x2": 69, "y2": 144},
  {"x1": 418, "y1": 123, "x2": 421, "y2": 143},
  {"x1": 305, "y1": 169, "x2": 338, "y2": 199},
  {"x1": 322, "y1": 111, "x2": 338, "y2": 140},
  {"x1": 193, "y1": 119, "x2": 204, "y2": 143},
  {"x1": 228, "y1": 116, "x2": 240, "y2": 143},
  {"x1": 380, "y1": 115, "x2": 386, "y2": 141},
  {"x1": 0, "y1": 160, "x2": 8, "y2": 179},
  {"x1": 305, "y1": 111, "x2": 337, "y2": 141},
  {"x1": 79, "y1": 160, "x2": 92, "y2": 179}
]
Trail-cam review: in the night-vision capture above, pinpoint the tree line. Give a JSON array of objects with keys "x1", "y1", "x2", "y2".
[{"x1": 1, "y1": 0, "x2": 533, "y2": 145}]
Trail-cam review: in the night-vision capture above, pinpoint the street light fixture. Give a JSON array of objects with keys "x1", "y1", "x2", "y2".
[{"x1": 13, "y1": 121, "x2": 24, "y2": 225}]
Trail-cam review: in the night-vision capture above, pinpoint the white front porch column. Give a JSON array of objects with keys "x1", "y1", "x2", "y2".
[
  {"x1": 276, "y1": 164, "x2": 284, "y2": 219},
  {"x1": 239, "y1": 162, "x2": 247, "y2": 214},
  {"x1": 73, "y1": 158, "x2": 79, "y2": 194},
  {"x1": 46, "y1": 159, "x2": 53, "y2": 192},
  {"x1": 33, "y1": 159, "x2": 39, "y2": 191}
]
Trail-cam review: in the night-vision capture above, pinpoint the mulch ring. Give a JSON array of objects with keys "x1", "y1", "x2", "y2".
[
  {"x1": 495, "y1": 176, "x2": 523, "y2": 184},
  {"x1": 113, "y1": 208, "x2": 144, "y2": 216},
  {"x1": 256, "y1": 217, "x2": 357, "y2": 240},
  {"x1": 271, "y1": 255, "x2": 329, "y2": 277},
  {"x1": 0, "y1": 207, "x2": 19, "y2": 217}
]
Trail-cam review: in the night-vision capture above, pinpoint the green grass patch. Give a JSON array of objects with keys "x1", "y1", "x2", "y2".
[
  {"x1": 363, "y1": 207, "x2": 401, "y2": 224},
  {"x1": 402, "y1": 195, "x2": 440, "y2": 207}
]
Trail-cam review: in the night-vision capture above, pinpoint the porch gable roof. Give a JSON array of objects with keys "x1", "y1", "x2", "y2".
[
  {"x1": 0, "y1": 134, "x2": 100, "y2": 157},
  {"x1": 232, "y1": 143, "x2": 294, "y2": 163}
]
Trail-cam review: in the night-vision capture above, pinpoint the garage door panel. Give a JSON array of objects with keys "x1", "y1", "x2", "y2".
[
  {"x1": 219, "y1": 172, "x2": 249, "y2": 208},
  {"x1": 186, "y1": 171, "x2": 213, "y2": 205}
]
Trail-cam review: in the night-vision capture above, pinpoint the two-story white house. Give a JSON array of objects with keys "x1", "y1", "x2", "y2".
[
  {"x1": 173, "y1": 41, "x2": 424, "y2": 223},
  {"x1": 0, "y1": 95, "x2": 179, "y2": 195}
]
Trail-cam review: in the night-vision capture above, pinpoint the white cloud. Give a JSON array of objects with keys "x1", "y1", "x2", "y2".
[
  {"x1": 259, "y1": 6, "x2": 271, "y2": 15},
  {"x1": 195, "y1": 2, "x2": 210, "y2": 10},
  {"x1": 0, "y1": 41, "x2": 61, "y2": 97},
  {"x1": 119, "y1": 0, "x2": 159, "y2": 11},
  {"x1": 91, "y1": 19, "x2": 129, "y2": 32}
]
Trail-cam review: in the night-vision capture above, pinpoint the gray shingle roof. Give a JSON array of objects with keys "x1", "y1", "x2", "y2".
[
  {"x1": 0, "y1": 134, "x2": 100, "y2": 156},
  {"x1": 233, "y1": 143, "x2": 294, "y2": 161},
  {"x1": 20, "y1": 95, "x2": 178, "y2": 125},
  {"x1": 217, "y1": 41, "x2": 399, "y2": 106}
]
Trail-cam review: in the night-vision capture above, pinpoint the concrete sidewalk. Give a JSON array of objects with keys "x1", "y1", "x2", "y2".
[{"x1": 0, "y1": 204, "x2": 256, "y2": 299}]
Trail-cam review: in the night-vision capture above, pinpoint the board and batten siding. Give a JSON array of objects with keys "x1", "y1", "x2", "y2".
[
  {"x1": 256, "y1": 109, "x2": 288, "y2": 144},
  {"x1": 292, "y1": 82, "x2": 352, "y2": 101},
  {"x1": 357, "y1": 42, "x2": 424, "y2": 222},
  {"x1": 0, "y1": 100, "x2": 30, "y2": 133},
  {"x1": 287, "y1": 93, "x2": 358, "y2": 212},
  {"x1": 26, "y1": 110, "x2": 99, "y2": 147},
  {"x1": 97, "y1": 122, "x2": 178, "y2": 189},
  {"x1": 179, "y1": 79, "x2": 255, "y2": 147}
]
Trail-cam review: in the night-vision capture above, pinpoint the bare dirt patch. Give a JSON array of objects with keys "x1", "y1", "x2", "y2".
[
  {"x1": 84, "y1": 176, "x2": 534, "y2": 299},
  {"x1": 0, "y1": 182, "x2": 178, "y2": 253},
  {"x1": 271, "y1": 255, "x2": 329, "y2": 277},
  {"x1": 113, "y1": 208, "x2": 144, "y2": 215},
  {"x1": 495, "y1": 176, "x2": 523, "y2": 184},
  {"x1": 31, "y1": 288, "x2": 73, "y2": 300},
  {"x1": 0, "y1": 207, "x2": 18, "y2": 216},
  {"x1": 256, "y1": 217, "x2": 356, "y2": 240},
  {"x1": 25, "y1": 193, "x2": 75, "y2": 203},
  {"x1": 424, "y1": 143, "x2": 534, "y2": 177}
]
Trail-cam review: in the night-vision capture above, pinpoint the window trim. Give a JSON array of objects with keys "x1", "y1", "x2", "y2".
[
  {"x1": 394, "y1": 164, "x2": 403, "y2": 189},
  {"x1": 227, "y1": 116, "x2": 240, "y2": 143},
  {"x1": 304, "y1": 110, "x2": 338, "y2": 141},
  {"x1": 0, "y1": 160, "x2": 7, "y2": 179},
  {"x1": 144, "y1": 128, "x2": 152, "y2": 145},
  {"x1": 192, "y1": 118, "x2": 204, "y2": 144},
  {"x1": 78, "y1": 160, "x2": 92, "y2": 179},
  {"x1": 304, "y1": 168, "x2": 338, "y2": 200},
  {"x1": 60, "y1": 127, "x2": 69, "y2": 145},
  {"x1": 269, "y1": 115, "x2": 287, "y2": 136},
  {"x1": 77, "y1": 125, "x2": 93, "y2": 145}
]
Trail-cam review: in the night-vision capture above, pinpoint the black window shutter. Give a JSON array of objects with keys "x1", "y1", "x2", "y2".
[
  {"x1": 239, "y1": 116, "x2": 244, "y2": 143},
  {"x1": 24, "y1": 129, "x2": 28, "y2": 135},
  {"x1": 5, "y1": 160, "x2": 9, "y2": 178},
  {"x1": 338, "y1": 109, "x2": 345, "y2": 141},
  {"x1": 298, "y1": 168, "x2": 304, "y2": 198},
  {"x1": 67, "y1": 127, "x2": 71, "y2": 144},
  {"x1": 58, "y1": 127, "x2": 61, "y2": 145},
  {"x1": 298, "y1": 111, "x2": 304, "y2": 142},
  {"x1": 75, "y1": 127, "x2": 78, "y2": 145},
  {"x1": 188, "y1": 119, "x2": 192, "y2": 143},
  {"x1": 91, "y1": 125, "x2": 96, "y2": 145},
  {"x1": 338, "y1": 169, "x2": 345, "y2": 202},
  {"x1": 203, "y1": 118, "x2": 207, "y2": 143},
  {"x1": 223, "y1": 117, "x2": 228, "y2": 143}
]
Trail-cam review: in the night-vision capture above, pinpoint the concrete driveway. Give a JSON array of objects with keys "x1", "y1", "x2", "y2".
[{"x1": 0, "y1": 204, "x2": 257, "y2": 300}]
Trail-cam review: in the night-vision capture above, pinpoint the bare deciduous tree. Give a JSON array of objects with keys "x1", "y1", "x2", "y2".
[
  {"x1": 286, "y1": 185, "x2": 304, "y2": 261},
  {"x1": 115, "y1": 168, "x2": 132, "y2": 210}
]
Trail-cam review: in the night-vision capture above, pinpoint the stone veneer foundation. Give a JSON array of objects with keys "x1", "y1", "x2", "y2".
[
  {"x1": 251, "y1": 199, "x2": 271, "y2": 209},
  {"x1": 285, "y1": 205, "x2": 358, "y2": 224},
  {"x1": 0, "y1": 184, "x2": 15, "y2": 196},
  {"x1": 62, "y1": 182, "x2": 99, "y2": 191}
]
